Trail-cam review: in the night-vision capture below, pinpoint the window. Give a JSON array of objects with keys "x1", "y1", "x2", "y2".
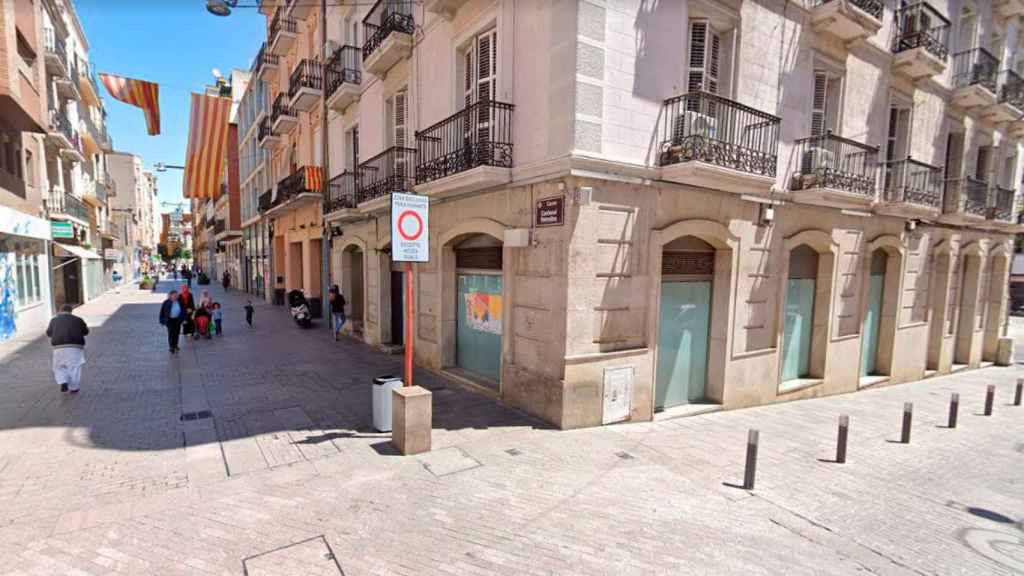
[
  {"x1": 812, "y1": 71, "x2": 842, "y2": 136},
  {"x1": 24, "y1": 148, "x2": 33, "y2": 187},
  {"x1": 345, "y1": 126, "x2": 359, "y2": 170},
  {"x1": 976, "y1": 145, "x2": 992, "y2": 181},
  {"x1": 688, "y1": 20, "x2": 720, "y2": 96},
  {"x1": 386, "y1": 91, "x2": 407, "y2": 148},
  {"x1": 462, "y1": 29, "x2": 497, "y2": 108},
  {"x1": 958, "y1": 5, "x2": 977, "y2": 51},
  {"x1": 1002, "y1": 154, "x2": 1016, "y2": 188},
  {"x1": 886, "y1": 106, "x2": 911, "y2": 162},
  {"x1": 13, "y1": 249, "x2": 42, "y2": 309}
]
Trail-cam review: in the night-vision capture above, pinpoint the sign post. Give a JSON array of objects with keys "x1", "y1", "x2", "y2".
[{"x1": 391, "y1": 193, "x2": 429, "y2": 388}]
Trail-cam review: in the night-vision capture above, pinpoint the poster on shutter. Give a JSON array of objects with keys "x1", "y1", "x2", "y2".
[
  {"x1": 391, "y1": 192, "x2": 429, "y2": 262},
  {"x1": 464, "y1": 292, "x2": 502, "y2": 334}
]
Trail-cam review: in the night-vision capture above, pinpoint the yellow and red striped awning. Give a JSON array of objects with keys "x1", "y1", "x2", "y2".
[
  {"x1": 98, "y1": 74, "x2": 160, "y2": 135},
  {"x1": 183, "y1": 92, "x2": 232, "y2": 199}
]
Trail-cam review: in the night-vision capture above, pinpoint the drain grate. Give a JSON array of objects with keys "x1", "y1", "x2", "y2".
[{"x1": 181, "y1": 410, "x2": 213, "y2": 422}]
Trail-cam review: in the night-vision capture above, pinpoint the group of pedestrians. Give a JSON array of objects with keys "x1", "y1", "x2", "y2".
[{"x1": 158, "y1": 284, "x2": 229, "y2": 353}]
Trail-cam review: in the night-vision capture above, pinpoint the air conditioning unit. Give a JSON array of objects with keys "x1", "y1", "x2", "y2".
[
  {"x1": 801, "y1": 146, "x2": 834, "y2": 174},
  {"x1": 672, "y1": 110, "x2": 718, "y2": 144}
]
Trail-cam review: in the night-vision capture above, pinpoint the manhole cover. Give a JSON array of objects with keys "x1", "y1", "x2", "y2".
[
  {"x1": 243, "y1": 535, "x2": 343, "y2": 576},
  {"x1": 418, "y1": 447, "x2": 482, "y2": 477}
]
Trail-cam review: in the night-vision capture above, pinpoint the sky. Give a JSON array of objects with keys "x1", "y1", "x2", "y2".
[{"x1": 76, "y1": 0, "x2": 266, "y2": 215}]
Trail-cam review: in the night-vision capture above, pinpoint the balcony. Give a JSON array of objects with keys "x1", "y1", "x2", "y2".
[
  {"x1": 415, "y1": 100, "x2": 514, "y2": 198},
  {"x1": 994, "y1": 0, "x2": 1024, "y2": 19},
  {"x1": 252, "y1": 43, "x2": 279, "y2": 82},
  {"x1": 269, "y1": 12, "x2": 298, "y2": 57},
  {"x1": 809, "y1": 0, "x2": 883, "y2": 43},
  {"x1": 658, "y1": 91, "x2": 780, "y2": 195},
  {"x1": 357, "y1": 146, "x2": 416, "y2": 211},
  {"x1": 951, "y1": 48, "x2": 999, "y2": 109},
  {"x1": 323, "y1": 171, "x2": 361, "y2": 221},
  {"x1": 285, "y1": 0, "x2": 313, "y2": 20},
  {"x1": 876, "y1": 158, "x2": 943, "y2": 218},
  {"x1": 983, "y1": 70, "x2": 1024, "y2": 123},
  {"x1": 891, "y1": 3, "x2": 949, "y2": 80},
  {"x1": 425, "y1": 0, "x2": 471, "y2": 20},
  {"x1": 940, "y1": 177, "x2": 988, "y2": 225},
  {"x1": 258, "y1": 116, "x2": 278, "y2": 149},
  {"x1": 288, "y1": 59, "x2": 323, "y2": 113},
  {"x1": 47, "y1": 109, "x2": 84, "y2": 162},
  {"x1": 46, "y1": 190, "x2": 89, "y2": 224},
  {"x1": 54, "y1": 59, "x2": 81, "y2": 101},
  {"x1": 363, "y1": 0, "x2": 414, "y2": 77},
  {"x1": 271, "y1": 93, "x2": 298, "y2": 135},
  {"x1": 265, "y1": 166, "x2": 323, "y2": 217},
  {"x1": 326, "y1": 46, "x2": 362, "y2": 112},
  {"x1": 258, "y1": 189, "x2": 273, "y2": 213},
  {"x1": 42, "y1": 28, "x2": 68, "y2": 77},
  {"x1": 78, "y1": 62, "x2": 102, "y2": 108},
  {"x1": 213, "y1": 219, "x2": 226, "y2": 236},
  {"x1": 80, "y1": 174, "x2": 108, "y2": 207},
  {"x1": 987, "y1": 185, "x2": 1016, "y2": 229},
  {"x1": 790, "y1": 132, "x2": 879, "y2": 209}
]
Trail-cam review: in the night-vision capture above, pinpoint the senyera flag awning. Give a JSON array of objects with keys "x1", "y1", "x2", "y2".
[
  {"x1": 183, "y1": 92, "x2": 232, "y2": 199},
  {"x1": 98, "y1": 74, "x2": 160, "y2": 135}
]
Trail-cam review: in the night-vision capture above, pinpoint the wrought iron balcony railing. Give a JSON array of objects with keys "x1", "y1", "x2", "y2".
[
  {"x1": 810, "y1": 0, "x2": 883, "y2": 19},
  {"x1": 943, "y1": 177, "x2": 989, "y2": 217},
  {"x1": 327, "y1": 45, "x2": 362, "y2": 94},
  {"x1": 272, "y1": 93, "x2": 295, "y2": 123},
  {"x1": 952, "y1": 48, "x2": 998, "y2": 92},
  {"x1": 213, "y1": 219, "x2": 226, "y2": 235},
  {"x1": 793, "y1": 132, "x2": 879, "y2": 196},
  {"x1": 415, "y1": 100, "x2": 514, "y2": 185},
  {"x1": 998, "y1": 70, "x2": 1024, "y2": 109},
  {"x1": 988, "y1": 185, "x2": 1016, "y2": 222},
  {"x1": 363, "y1": 0, "x2": 415, "y2": 61},
  {"x1": 882, "y1": 158, "x2": 943, "y2": 208},
  {"x1": 892, "y1": 3, "x2": 950, "y2": 60},
  {"x1": 325, "y1": 171, "x2": 360, "y2": 213},
  {"x1": 258, "y1": 116, "x2": 273, "y2": 141},
  {"x1": 358, "y1": 146, "x2": 416, "y2": 202},
  {"x1": 288, "y1": 59, "x2": 322, "y2": 100},
  {"x1": 277, "y1": 166, "x2": 323, "y2": 205},
  {"x1": 49, "y1": 108, "x2": 74, "y2": 141},
  {"x1": 42, "y1": 28, "x2": 67, "y2": 68},
  {"x1": 270, "y1": 11, "x2": 297, "y2": 43},
  {"x1": 251, "y1": 42, "x2": 279, "y2": 74},
  {"x1": 258, "y1": 189, "x2": 273, "y2": 212},
  {"x1": 46, "y1": 190, "x2": 89, "y2": 222},
  {"x1": 658, "y1": 91, "x2": 780, "y2": 177}
]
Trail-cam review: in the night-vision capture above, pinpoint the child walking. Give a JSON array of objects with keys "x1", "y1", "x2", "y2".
[
  {"x1": 244, "y1": 300, "x2": 254, "y2": 329},
  {"x1": 212, "y1": 302, "x2": 224, "y2": 336}
]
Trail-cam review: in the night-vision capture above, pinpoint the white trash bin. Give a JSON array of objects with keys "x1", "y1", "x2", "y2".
[{"x1": 372, "y1": 376, "x2": 404, "y2": 432}]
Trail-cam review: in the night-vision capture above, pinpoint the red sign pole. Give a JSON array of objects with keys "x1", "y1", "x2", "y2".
[{"x1": 405, "y1": 260, "x2": 414, "y2": 387}]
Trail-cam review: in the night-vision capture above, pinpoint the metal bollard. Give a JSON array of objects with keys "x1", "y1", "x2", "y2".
[
  {"x1": 1015, "y1": 378, "x2": 1022, "y2": 407},
  {"x1": 743, "y1": 429, "x2": 759, "y2": 490},
  {"x1": 901, "y1": 402, "x2": 913, "y2": 444},
  {"x1": 836, "y1": 415, "x2": 849, "y2": 464},
  {"x1": 948, "y1": 393, "x2": 959, "y2": 429},
  {"x1": 984, "y1": 385, "x2": 995, "y2": 416}
]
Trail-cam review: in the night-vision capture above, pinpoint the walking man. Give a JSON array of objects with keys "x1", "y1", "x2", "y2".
[
  {"x1": 46, "y1": 304, "x2": 89, "y2": 394},
  {"x1": 329, "y1": 285, "x2": 346, "y2": 341},
  {"x1": 159, "y1": 290, "x2": 185, "y2": 353}
]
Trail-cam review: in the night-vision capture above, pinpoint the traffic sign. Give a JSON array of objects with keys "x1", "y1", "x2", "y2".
[{"x1": 391, "y1": 192, "x2": 429, "y2": 262}]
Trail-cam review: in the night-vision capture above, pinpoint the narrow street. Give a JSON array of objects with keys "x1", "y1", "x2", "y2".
[{"x1": 0, "y1": 284, "x2": 1022, "y2": 575}]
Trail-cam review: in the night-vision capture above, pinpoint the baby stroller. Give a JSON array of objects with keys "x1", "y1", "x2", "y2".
[{"x1": 193, "y1": 308, "x2": 213, "y2": 339}]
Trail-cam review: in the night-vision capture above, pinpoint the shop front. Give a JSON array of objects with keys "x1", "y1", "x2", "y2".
[{"x1": 0, "y1": 206, "x2": 53, "y2": 343}]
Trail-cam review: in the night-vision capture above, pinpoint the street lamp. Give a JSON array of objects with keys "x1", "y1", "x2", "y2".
[{"x1": 206, "y1": 0, "x2": 237, "y2": 17}]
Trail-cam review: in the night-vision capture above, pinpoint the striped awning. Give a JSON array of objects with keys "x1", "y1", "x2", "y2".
[
  {"x1": 183, "y1": 93, "x2": 232, "y2": 199},
  {"x1": 98, "y1": 74, "x2": 160, "y2": 135}
]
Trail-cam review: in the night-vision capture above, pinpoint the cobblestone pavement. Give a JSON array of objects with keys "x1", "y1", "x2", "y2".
[{"x1": 0, "y1": 283, "x2": 1022, "y2": 575}]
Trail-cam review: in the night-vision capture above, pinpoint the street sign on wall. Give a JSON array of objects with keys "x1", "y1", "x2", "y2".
[
  {"x1": 51, "y1": 221, "x2": 74, "y2": 239},
  {"x1": 391, "y1": 193, "x2": 429, "y2": 263},
  {"x1": 535, "y1": 196, "x2": 565, "y2": 227}
]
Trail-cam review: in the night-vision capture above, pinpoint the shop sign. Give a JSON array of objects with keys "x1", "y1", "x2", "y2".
[
  {"x1": 51, "y1": 221, "x2": 74, "y2": 239},
  {"x1": 535, "y1": 197, "x2": 564, "y2": 227},
  {"x1": 0, "y1": 205, "x2": 52, "y2": 240}
]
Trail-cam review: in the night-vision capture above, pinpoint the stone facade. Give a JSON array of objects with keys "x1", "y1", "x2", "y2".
[{"x1": 248, "y1": 0, "x2": 1022, "y2": 428}]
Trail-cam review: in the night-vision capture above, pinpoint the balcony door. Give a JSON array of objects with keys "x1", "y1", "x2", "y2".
[
  {"x1": 461, "y1": 29, "x2": 497, "y2": 154},
  {"x1": 957, "y1": 5, "x2": 977, "y2": 52},
  {"x1": 884, "y1": 106, "x2": 910, "y2": 190}
]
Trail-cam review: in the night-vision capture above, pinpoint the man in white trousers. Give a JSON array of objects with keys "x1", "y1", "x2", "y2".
[{"x1": 45, "y1": 304, "x2": 89, "y2": 394}]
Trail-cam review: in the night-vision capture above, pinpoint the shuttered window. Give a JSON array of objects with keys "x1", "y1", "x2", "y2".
[
  {"x1": 393, "y1": 90, "x2": 407, "y2": 147},
  {"x1": 688, "y1": 20, "x2": 720, "y2": 96},
  {"x1": 456, "y1": 247, "x2": 503, "y2": 270},
  {"x1": 886, "y1": 107, "x2": 910, "y2": 162},
  {"x1": 811, "y1": 70, "x2": 842, "y2": 136},
  {"x1": 461, "y1": 29, "x2": 498, "y2": 144}
]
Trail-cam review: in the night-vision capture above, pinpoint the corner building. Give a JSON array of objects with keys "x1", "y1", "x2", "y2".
[{"x1": 252, "y1": 0, "x2": 1023, "y2": 428}]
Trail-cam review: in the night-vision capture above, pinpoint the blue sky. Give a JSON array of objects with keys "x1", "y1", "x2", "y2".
[{"x1": 76, "y1": 0, "x2": 266, "y2": 214}]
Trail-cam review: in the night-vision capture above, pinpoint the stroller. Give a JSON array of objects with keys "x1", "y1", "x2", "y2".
[
  {"x1": 288, "y1": 289, "x2": 313, "y2": 329},
  {"x1": 193, "y1": 307, "x2": 213, "y2": 339}
]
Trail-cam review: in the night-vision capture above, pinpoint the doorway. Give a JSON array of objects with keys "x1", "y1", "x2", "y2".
[
  {"x1": 454, "y1": 235, "x2": 503, "y2": 388},
  {"x1": 390, "y1": 269, "x2": 404, "y2": 346},
  {"x1": 860, "y1": 250, "x2": 887, "y2": 376},
  {"x1": 655, "y1": 236, "x2": 714, "y2": 410},
  {"x1": 954, "y1": 253, "x2": 980, "y2": 365},
  {"x1": 982, "y1": 251, "x2": 1009, "y2": 361},
  {"x1": 782, "y1": 245, "x2": 819, "y2": 381}
]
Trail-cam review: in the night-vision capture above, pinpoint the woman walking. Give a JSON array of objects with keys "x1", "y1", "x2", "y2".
[{"x1": 179, "y1": 284, "x2": 196, "y2": 340}]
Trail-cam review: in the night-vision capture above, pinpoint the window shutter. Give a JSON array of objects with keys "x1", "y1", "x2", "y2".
[
  {"x1": 476, "y1": 30, "x2": 496, "y2": 103},
  {"x1": 687, "y1": 20, "x2": 719, "y2": 95},
  {"x1": 463, "y1": 49, "x2": 473, "y2": 109},
  {"x1": 894, "y1": 108, "x2": 910, "y2": 160},
  {"x1": 394, "y1": 91, "x2": 407, "y2": 148},
  {"x1": 811, "y1": 71, "x2": 828, "y2": 136},
  {"x1": 976, "y1": 145, "x2": 991, "y2": 180},
  {"x1": 825, "y1": 76, "x2": 841, "y2": 134},
  {"x1": 708, "y1": 32, "x2": 720, "y2": 95}
]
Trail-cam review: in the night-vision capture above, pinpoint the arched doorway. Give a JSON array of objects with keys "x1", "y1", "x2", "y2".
[
  {"x1": 954, "y1": 250, "x2": 982, "y2": 366},
  {"x1": 859, "y1": 241, "x2": 901, "y2": 378},
  {"x1": 782, "y1": 245, "x2": 820, "y2": 381},
  {"x1": 655, "y1": 236, "x2": 716, "y2": 409},
  {"x1": 453, "y1": 234, "x2": 504, "y2": 388},
  {"x1": 860, "y1": 250, "x2": 888, "y2": 376},
  {"x1": 339, "y1": 244, "x2": 365, "y2": 337},
  {"x1": 982, "y1": 248, "x2": 1010, "y2": 362},
  {"x1": 926, "y1": 247, "x2": 951, "y2": 372}
]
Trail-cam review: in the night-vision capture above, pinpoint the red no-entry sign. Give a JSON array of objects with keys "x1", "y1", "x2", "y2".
[{"x1": 391, "y1": 193, "x2": 429, "y2": 262}]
